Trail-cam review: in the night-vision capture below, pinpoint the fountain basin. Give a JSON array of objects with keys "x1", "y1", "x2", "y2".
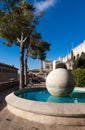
[{"x1": 6, "y1": 87, "x2": 85, "y2": 125}]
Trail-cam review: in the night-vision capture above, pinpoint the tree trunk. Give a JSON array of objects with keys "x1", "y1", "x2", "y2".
[
  {"x1": 18, "y1": 33, "x2": 27, "y2": 89},
  {"x1": 40, "y1": 60, "x2": 43, "y2": 73},
  {"x1": 20, "y1": 44, "x2": 24, "y2": 89},
  {"x1": 25, "y1": 55, "x2": 28, "y2": 86}
]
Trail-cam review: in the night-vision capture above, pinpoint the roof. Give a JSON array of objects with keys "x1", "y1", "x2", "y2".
[
  {"x1": 44, "y1": 60, "x2": 52, "y2": 63},
  {"x1": 0, "y1": 62, "x2": 18, "y2": 70}
]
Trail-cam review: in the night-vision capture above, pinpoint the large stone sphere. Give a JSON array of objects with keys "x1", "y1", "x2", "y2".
[{"x1": 46, "y1": 68, "x2": 75, "y2": 96}]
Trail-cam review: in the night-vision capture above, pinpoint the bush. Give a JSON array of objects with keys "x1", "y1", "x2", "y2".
[
  {"x1": 56, "y1": 62, "x2": 67, "y2": 69},
  {"x1": 73, "y1": 68, "x2": 85, "y2": 87},
  {"x1": 72, "y1": 52, "x2": 85, "y2": 69}
]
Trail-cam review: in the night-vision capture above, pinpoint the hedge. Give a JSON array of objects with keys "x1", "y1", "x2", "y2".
[{"x1": 73, "y1": 68, "x2": 85, "y2": 87}]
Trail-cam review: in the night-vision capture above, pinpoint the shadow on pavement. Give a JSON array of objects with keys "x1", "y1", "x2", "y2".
[{"x1": 0, "y1": 86, "x2": 19, "y2": 111}]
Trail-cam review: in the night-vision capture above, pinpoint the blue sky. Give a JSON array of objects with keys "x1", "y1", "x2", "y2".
[{"x1": 0, "y1": 0, "x2": 85, "y2": 70}]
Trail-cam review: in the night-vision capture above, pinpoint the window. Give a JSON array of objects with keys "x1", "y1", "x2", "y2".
[{"x1": 46, "y1": 66, "x2": 50, "y2": 69}]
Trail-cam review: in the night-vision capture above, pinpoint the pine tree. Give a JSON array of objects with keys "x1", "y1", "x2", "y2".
[{"x1": 0, "y1": 1, "x2": 41, "y2": 89}]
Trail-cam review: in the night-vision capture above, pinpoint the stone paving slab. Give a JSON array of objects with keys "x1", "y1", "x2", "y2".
[{"x1": 1, "y1": 107, "x2": 85, "y2": 130}]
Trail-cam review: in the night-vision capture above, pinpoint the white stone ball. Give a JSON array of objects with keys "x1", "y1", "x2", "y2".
[{"x1": 46, "y1": 68, "x2": 75, "y2": 96}]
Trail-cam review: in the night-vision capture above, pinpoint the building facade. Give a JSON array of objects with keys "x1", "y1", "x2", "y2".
[
  {"x1": 44, "y1": 60, "x2": 53, "y2": 73},
  {"x1": 0, "y1": 62, "x2": 18, "y2": 83},
  {"x1": 53, "y1": 40, "x2": 85, "y2": 70}
]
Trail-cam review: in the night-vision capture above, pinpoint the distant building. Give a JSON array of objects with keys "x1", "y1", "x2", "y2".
[
  {"x1": 53, "y1": 40, "x2": 85, "y2": 70},
  {"x1": 63, "y1": 40, "x2": 85, "y2": 62},
  {"x1": 44, "y1": 60, "x2": 53, "y2": 73},
  {"x1": 0, "y1": 62, "x2": 18, "y2": 83}
]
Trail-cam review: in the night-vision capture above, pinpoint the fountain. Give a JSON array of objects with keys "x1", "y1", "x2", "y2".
[{"x1": 6, "y1": 65, "x2": 85, "y2": 125}]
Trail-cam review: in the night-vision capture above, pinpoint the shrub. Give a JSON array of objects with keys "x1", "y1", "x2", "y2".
[
  {"x1": 73, "y1": 68, "x2": 85, "y2": 87},
  {"x1": 56, "y1": 62, "x2": 67, "y2": 69},
  {"x1": 72, "y1": 52, "x2": 85, "y2": 69}
]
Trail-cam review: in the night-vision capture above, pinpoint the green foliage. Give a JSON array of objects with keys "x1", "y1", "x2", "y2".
[
  {"x1": 72, "y1": 52, "x2": 85, "y2": 69},
  {"x1": 56, "y1": 62, "x2": 67, "y2": 69},
  {"x1": 37, "y1": 41, "x2": 50, "y2": 60},
  {"x1": 71, "y1": 50, "x2": 75, "y2": 69},
  {"x1": 0, "y1": 0, "x2": 50, "y2": 88},
  {"x1": 73, "y1": 59, "x2": 79, "y2": 69},
  {"x1": 0, "y1": 0, "x2": 50, "y2": 59},
  {"x1": 0, "y1": 0, "x2": 41, "y2": 89},
  {"x1": 73, "y1": 68, "x2": 85, "y2": 87},
  {"x1": 71, "y1": 50, "x2": 74, "y2": 62},
  {"x1": 79, "y1": 52, "x2": 85, "y2": 68},
  {"x1": 0, "y1": 0, "x2": 21, "y2": 12},
  {"x1": 25, "y1": 32, "x2": 50, "y2": 60},
  {"x1": 0, "y1": 1, "x2": 35, "y2": 46}
]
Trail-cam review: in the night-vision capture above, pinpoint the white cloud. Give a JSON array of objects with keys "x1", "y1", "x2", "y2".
[{"x1": 34, "y1": 0, "x2": 57, "y2": 13}]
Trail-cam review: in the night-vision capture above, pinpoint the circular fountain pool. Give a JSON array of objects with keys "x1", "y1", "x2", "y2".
[
  {"x1": 15, "y1": 87, "x2": 85, "y2": 103},
  {"x1": 6, "y1": 87, "x2": 85, "y2": 125}
]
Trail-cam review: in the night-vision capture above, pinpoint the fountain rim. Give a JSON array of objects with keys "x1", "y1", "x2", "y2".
[{"x1": 6, "y1": 87, "x2": 85, "y2": 117}]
